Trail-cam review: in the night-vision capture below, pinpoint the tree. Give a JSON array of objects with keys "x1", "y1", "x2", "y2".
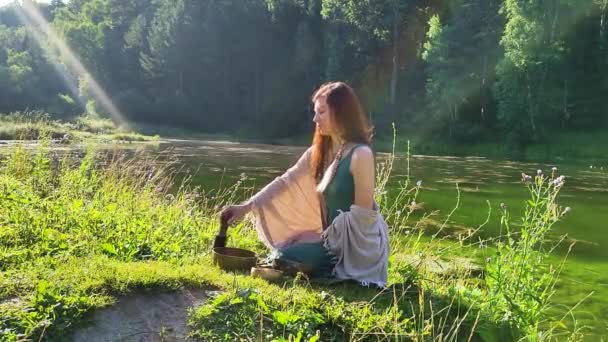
[
  {"x1": 321, "y1": 0, "x2": 410, "y2": 109},
  {"x1": 495, "y1": 0, "x2": 565, "y2": 143},
  {"x1": 422, "y1": 0, "x2": 502, "y2": 140}
]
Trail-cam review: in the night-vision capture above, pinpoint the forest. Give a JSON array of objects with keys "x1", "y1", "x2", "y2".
[{"x1": 1, "y1": 0, "x2": 607, "y2": 151}]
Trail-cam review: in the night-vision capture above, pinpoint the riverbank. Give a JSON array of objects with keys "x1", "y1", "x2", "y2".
[
  {"x1": 3, "y1": 113, "x2": 604, "y2": 164},
  {"x1": 0, "y1": 139, "x2": 581, "y2": 340},
  {"x1": 0, "y1": 112, "x2": 159, "y2": 143},
  {"x1": 131, "y1": 122, "x2": 607, "y2": 164}
]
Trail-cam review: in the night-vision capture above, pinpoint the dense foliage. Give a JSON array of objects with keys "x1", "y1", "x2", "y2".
[{"x1": 1, "y1": 0, "x2": 606, "y2": 147}]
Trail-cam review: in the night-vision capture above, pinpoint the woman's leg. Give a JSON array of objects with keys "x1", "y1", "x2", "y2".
[{"x1": 274, "y1": 242, "x2": 334, "y2": 277}]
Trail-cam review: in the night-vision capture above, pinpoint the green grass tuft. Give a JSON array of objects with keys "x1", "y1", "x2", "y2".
[{"x1": 0, "y1": 111, "x2": 159, "y2": 143}]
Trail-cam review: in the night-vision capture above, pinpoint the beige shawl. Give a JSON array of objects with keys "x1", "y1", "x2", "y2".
[
  {"x1": 249, "y1": 147, "x2": 323, "y2": 248},
  {"x1": 249, "y1": 146, "x2": 389, "y2": 287}
]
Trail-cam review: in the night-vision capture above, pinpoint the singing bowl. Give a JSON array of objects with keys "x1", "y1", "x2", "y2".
[{"x1": 213, "y1": 247, "x2": 257, "y2": 271}]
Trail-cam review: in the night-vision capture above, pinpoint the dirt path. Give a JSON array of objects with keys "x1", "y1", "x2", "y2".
[{"x1": 72, "y1": 288, "x2": 210, "y2": 342}]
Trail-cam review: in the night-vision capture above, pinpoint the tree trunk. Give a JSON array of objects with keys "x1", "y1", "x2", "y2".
[
  {"x1": 533, "y1": 0, "x2": 560, "y2": 140},
  {"x1": 452, "y1": 104, "x2": 457, "y2": 138},
  {"x1": 562, "y1": 79, "x2": 569, "y2": 129},
  {"x1": 526, "y1": 71, "x2": 538, "y2": 140},
  {"x1": 325, "y1": 24, "x2": 342, "y2": 80},
  {"x1": 390, "y1": 5, "x2": 399, "y2": 108},
  {"x1": 254, "y1": 57, "x2": 260, "y2": 121},
  {"x1": 481, "y1": 55, "x2": 487, "y2": 121},
  {"x1": 448, "y1": 104, "x2": 456, "y2": 139},
  {"x1": 601, "y1": 0, "x2": 607, "y2": 42},
  {"x1": 178, "y1": 70, "x2": 184, "y2": 98}
]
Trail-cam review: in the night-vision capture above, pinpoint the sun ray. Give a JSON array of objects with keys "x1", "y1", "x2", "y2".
[{"x1": 15, "y1": 0, "x2": 127, "y2": 127}]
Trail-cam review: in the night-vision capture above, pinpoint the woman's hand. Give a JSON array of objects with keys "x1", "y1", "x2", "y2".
[{"x1": 220, "y1": 202, "x2": 252, "y2": 225}]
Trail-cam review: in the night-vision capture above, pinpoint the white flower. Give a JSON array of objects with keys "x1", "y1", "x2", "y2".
[{"x1": 552, "y1": 176, "x2": 565, "y2": 187}]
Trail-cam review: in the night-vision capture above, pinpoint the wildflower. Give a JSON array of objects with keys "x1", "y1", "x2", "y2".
[
  {"x1": 552, "y1": 167, "x2": 557, "y2": 172},
  {"x1": 537, "y1": 169, "x2": 542, "y2": 175},
  {"x1": 396, "y1": 210, "x2": 402, "y2": 215},
  {"x1": 146, "y1": 169, "x2": 154, "y2": 180},
  {"x1": 486, "y1": 257, "x2": 492, "y2": 263},
  {"x1": 552, "y1": 175, "x2": 565, "y2": 187},
  {"x1": 562, "y1": 207, "x2": 571, "y2": 215},
  {"x1": 416, "y1": 180, "x2": 422, "y2": 187},
  {"x1": 500, "y1": 203, "x2": 507, "y2": 210},
  {"x1": 521, "y1": 173, "x2": 532, "y2": 183}
]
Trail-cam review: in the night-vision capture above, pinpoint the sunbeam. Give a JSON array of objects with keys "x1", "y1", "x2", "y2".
[{"x1": 15, "y1": 0, "x2": 127, "y2": 127}]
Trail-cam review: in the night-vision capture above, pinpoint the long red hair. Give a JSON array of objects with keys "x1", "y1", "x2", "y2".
[{"x1": 310, "y1": 82, "x2": 373, "y2": 182}]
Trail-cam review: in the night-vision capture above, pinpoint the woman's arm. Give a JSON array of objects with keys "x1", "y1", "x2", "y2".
[
  {"x1": 350, "y1": 145, "x2": 375, "y2": 210},
  {"x1": 221, "y1": 147, "x2": 313, "y2": 223},
  {"x1": 247, "y1": 147, "x2": 312, "y2": 207}
]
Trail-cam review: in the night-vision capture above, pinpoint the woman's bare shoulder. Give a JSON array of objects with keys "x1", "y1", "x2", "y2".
[
  {"x1": 350, "y1": 144, "x2": 374, "y2": 175},
  {"x1": 351, "y1": 144, "x2": 374, "y2": 161}
]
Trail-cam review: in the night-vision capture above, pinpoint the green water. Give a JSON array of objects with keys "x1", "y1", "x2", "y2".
[{"x1": 2, "y1": 138, "x2": 606, "y2": 337}]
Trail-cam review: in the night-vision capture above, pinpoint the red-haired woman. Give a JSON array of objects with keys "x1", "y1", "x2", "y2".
[{"x1": 221, "y1": 82, "x2": 389, "y2": 287}]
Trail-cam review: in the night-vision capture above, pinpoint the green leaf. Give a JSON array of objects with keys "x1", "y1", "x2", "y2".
[
  {"x1": 293, "y1": 330, "x2": 303, "y2": 342},
  {"x1": 229, "y1": 297, "x2": 244, "y2": 305},
  {"x1": 308, "y1": 334, "x2": 320, "y2": 342},
  {"x1": 256, "y1": 296, "x2": 269, "y2": 312},
  {"x1": 272, "y1": 310, "x2": 298, "y2": 325},
  {"x1": 100, "y1": 242, "x2": 117, "y2": 256}
]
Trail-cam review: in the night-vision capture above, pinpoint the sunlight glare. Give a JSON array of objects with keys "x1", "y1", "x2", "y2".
[{"x1": 16, "y1": 0, "x2": 127, "y2": 126}]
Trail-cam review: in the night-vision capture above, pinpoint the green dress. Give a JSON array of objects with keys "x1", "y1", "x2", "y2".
[
  {"x1": 323, "y1": 144, "x2": 363, "y2": 223},
  {"x1": 273, "y1": 144, "x2": 365, "y2": 277}
]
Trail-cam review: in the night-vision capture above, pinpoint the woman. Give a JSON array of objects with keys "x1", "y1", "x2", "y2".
[{"x1": 221, "y1": 82, "x2": 389, "y2": 287}]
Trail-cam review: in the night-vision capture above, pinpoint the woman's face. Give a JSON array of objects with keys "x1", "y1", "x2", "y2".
[{"x1": 313, "y1": 98, "x2": 337, "y2": 137}]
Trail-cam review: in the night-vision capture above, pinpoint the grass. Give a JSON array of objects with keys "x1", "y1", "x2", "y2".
[
  {"x1": 0, "y1": 134, "x2": 583, "y2": 341},
  {"x1": 0, "y1": 111, "x2": 160, "y2": 143}
]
